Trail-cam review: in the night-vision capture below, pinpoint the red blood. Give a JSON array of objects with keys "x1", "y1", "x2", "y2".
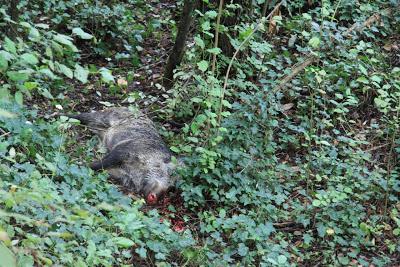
[
  {"x1": 146, "y1": 193, "x2": 157, "y2": 204},
  {"x1": 173, "y1": 225, "x2": 184, "y2": 232},
  {"x1": 162, "y1": 197, "x2": 170, "y2": 205},
  {"x1": 173, "y1": 220, "x2": 185, "y2": 232}
]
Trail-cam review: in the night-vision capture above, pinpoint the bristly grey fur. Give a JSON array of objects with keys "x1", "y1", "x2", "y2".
[{"x1": 68, "y1": 107, "x2": 177, "y2": 199}]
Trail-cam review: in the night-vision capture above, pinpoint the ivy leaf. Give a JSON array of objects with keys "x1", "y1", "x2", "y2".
[
  {"x1": 0, "y1": 51, "x2": 13, "y2": 62},
  {"x1": 237, "y1": 243, "x2": 248, "y2": 256},
  {"x1": 19, "y1": 22, "x2": 31, "y2": 28},
  {"x1": 206, "y1": 47, "x2": 222, "y2": 55},
  {"x1": 39, "y1": 88, "x2": 54, "y2": 99},
  {"x1": 0, "y1": 53, "x2": 8, "y2": 71},
  {"x1": 54, "y1": 34, "x2": 79, "y2": 52},
  {"x1": 393, "y1": 228, "x2": 400, "y2": 236},
  {"x1": 312, "y1": 199, "x2": 321, "y2": 207},
  {"x1": 135, "y1": 247, "x2": 147, "y2": 258},
  {"x1": 201, "y1": 21, "x2": 211, "y2": 31},
  {"x1": 356, "y1": 76, "x2": 369, "y2": 84},
  {"x1": 0, "y1": 242, "x2": 16, "y2": 267},
  {"x1": 7, "y1": 71, "x2": 30, "y2": 82},
  {"x1": 0, "y1": 88, "x2": 11, "y2": 102},
  {"x1": 303, "y1": 233, "x2": 313, "y2": 245},
  {"x1": 112, "y1": 237, "x2": 135, "y2": 248},
  {"x1": 191, "y1": 114, "x2": 207, "y2": 134},
  {"x1": 39, "y1": 68, "x2": 56, "y2": 79},
  {"x1": 308, "y1": 36, "x2": 321, "y2": 48},
  {"x1": 239, "y1": 27, "x2": 253, "y2": 40},
  {"x1": 205, "y1": 10, "x2": 218, "y2": 18},
  {"x1": 302, "y1": 13, "x2": 312, "y2": 20},
  {"x1": 16, "y1": 255, "x2": 34, "y2": 267},
  {"x1": 0, "y1": 108, "x2": 16, "y2": 118},
  {"x1": 74, "y1": 64, "x2": 89, "y2": 84},
  {"x1": 24, "y1": 82, "x2": 38, "y2": 90},
  {"x1": 358, "y1": 64, "x2": 368, "y2": 76},
  {"x1": 261, "y1": 222, "x2": 275, "y2": 237},
  {"x1": 194, "y1": 36, "x2": 205, "y2": 49},
  {"x1": 318, "y1": 140, "x2": 331, "y2": 146},
  {"x1": 51, "y1": 41, "x2": 64, "y2": 54},
  {"x1": 29, "y1": 27, "x2": 41, "y2": 41},
  {"x1": 197, "y1": 60, "x2": 208, "y2": 72},
  {"x1": 72, "y1": 28, "x2": 94, "y2": 40},
  {"x1": 20, "y1": 53, "x2": 39, "y2": 65},
  {"x1": 316, "y1": 223, "x2": 326, "y2": 237},
  {"x1": 14, "y1": 91, "x2": 23, "y2": 106},
  {"x1": 370, "y1": 75, "x2": 382, "y2": 83},
  {"x1": 221, "y1": 100, "x2": 231, "y2": 108},
  {"x1": 338, "y1": 256, "x2": 350, "y2": 265},
  {"x1": 35, "y1": 23, "x2": 49, "y2": 29},
  {"x1": 57, "y1": 63, "x2": 74, "y2": 79},
  {"x1": 277, "y1": 255, "x2": 287, "y2": 264},
  {"x1": 374, "y1": 97, "x2": 388, "y2": 109},
  {"x1": 170, "y1": 146, "x2": 180, "y2": 153},
  {"x1": 99, "y1": 67, "x2": 115, "y2": 83},
  {"x1": 4, "y1": 37, "x2": 16, "y2": 54}
]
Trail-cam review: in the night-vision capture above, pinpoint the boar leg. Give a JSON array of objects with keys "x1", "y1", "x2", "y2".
[
  {"x1": 90, "y1": 145, "x2": 129, "y2": 170},
  {"x1": 68, "y1": 111, "x2": 111, "y2": 130}
]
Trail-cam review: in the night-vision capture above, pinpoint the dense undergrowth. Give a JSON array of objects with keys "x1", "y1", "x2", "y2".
[{"x1": 0, "y1": 0, "x2": 399, "y2": 266}]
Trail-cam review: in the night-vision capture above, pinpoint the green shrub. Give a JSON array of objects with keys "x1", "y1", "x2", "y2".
[
  {"x1": 165, "y1": 0, "x2": 400, "y2": 265},
  {"x1": 0, "y1": 102, "x2": 196, "y2": 266}
]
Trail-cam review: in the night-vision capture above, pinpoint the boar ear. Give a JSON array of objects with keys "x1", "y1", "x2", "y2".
[
  {"x1": 177, "y1": 157, "x2": 185, "y2": 167},
  {"x1": 90, "y1": 144, "x2": 132, "y2": 170}
]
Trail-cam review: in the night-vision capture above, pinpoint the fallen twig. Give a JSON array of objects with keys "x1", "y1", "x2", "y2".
[
  {"x1": 344, "y1": 8, "x2": 392, "y2": 36},
  {"x1": 270, "y1": 7, "x2": 393, "y2": 93},
  {"x1": 272, "y1": 55, "x2": 318, "y2": 92},
  {"x1": 365, "y1": 143, "x2": 390, "y2": 152},
  {"x1": 0, "y1": 131, "x2": 11, "y2": 138}
]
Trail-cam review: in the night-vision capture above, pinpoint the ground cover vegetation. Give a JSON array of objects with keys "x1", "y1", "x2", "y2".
[{"x1": 0, "y1": 0, "x2": 399, "y2": 266}]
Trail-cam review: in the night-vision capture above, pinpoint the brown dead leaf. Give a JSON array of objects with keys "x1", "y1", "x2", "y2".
[
  {"x1": 333, "y1": 140, "x2": 339, "y2": 146},
  {"x1": 281, "y1": 103, "x2": 294, "y2": 112},
  {"x1": 294, "y1": 240, "x2": 302, "y2": 247},
  {"x1": 291, "y1": 166, "x2": 301, "y2": 173},
  {"x1": 268, "y1": 7, "x2": 281, "y2": 35},
  {"x1": 364, "y1": 14, "x2": 380, "y2": 29},
  {"x1": 383, "y1": 41, "x2": 399, "y2": 51},
  {"x1": 117, "y1": 78, "x2": 128, "y2": 86}
]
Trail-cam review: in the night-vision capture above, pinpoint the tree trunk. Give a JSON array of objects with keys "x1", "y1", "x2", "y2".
[
  {"x1": 262, "y1": 0, "x2": 272, "y2": 17},
  {"x1": 7, "y1": 0, "x2": 19, "y2": 39},
  {"x1": 219, "y1": 0, "x2": 248, "y2": 57},
  {"x1": 163, "y1": 0, "x2": 196, "y2": 89}
]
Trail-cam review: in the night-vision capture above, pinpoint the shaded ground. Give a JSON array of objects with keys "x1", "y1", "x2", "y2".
[{"x1": 27, "y1": 0, "x2": 176, "y2": 118}]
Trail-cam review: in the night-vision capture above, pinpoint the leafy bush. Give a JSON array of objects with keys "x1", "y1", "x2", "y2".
[
  {"x1": 0, "y1": 103, "x2": 196, "y2": 266},
  {"x1": 9, "y1": 0, "x2": 155, "y2": 59},
  {"x1": 0, "y1": 10, "x2": 118, "y2": 105},
  {"x1": 165, "y1": 0, "x2": 400, "y2": 265}
]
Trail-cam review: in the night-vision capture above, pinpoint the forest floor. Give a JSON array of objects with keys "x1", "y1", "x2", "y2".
[
  {"x1": 28, "y1": 0, "x2": 176, "y2": 118},
  {"x1": 9, "y1": 0, "x2": 398, "y2": 265}
]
